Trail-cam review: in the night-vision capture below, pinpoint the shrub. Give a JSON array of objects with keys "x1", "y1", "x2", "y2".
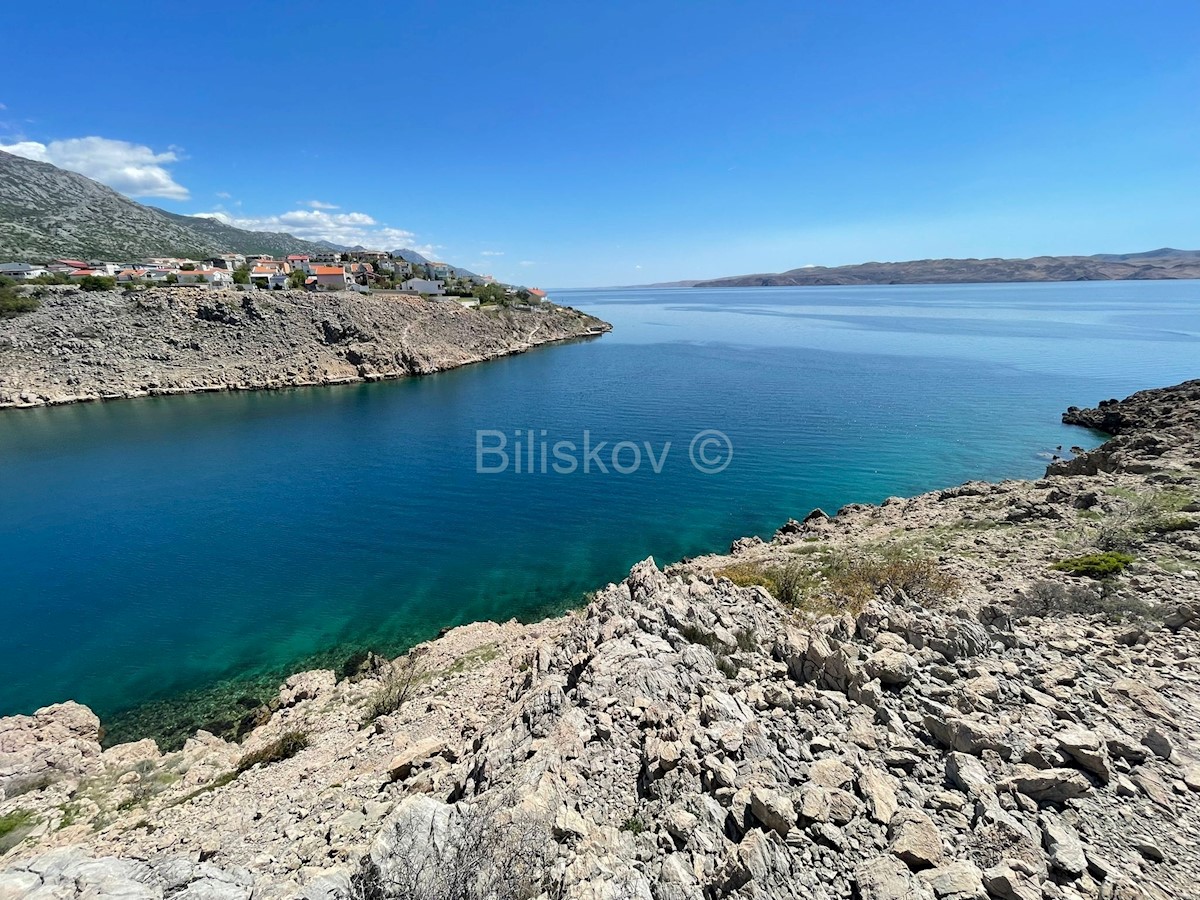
[
  {"x1": 1051, "y1": 552, "x2": 1134, "y2": 579},
  {"x1": 77, "y1": 275, "x2": 116, "y2": 292},
  {"x1": 825, "y1": 546, "x2": 961, "y2": 608},
  {"x1": 1015, "y1": 579, "x2": 1157, "y2": 623},
  {"x1": 0, "y1": 287, "x2": 40, "y2": 318},
  {"x1": 621, "y1": 817, "x2": 646, "y2": 835},
  {"x1": 363, "y1": 653, "x2": 423, "y2": 725},
  {"x1": 235, "y1": 730, "x2": 309, "y2": 773},
  {"x1": 771, "y1": 562, "x2": 810, "y2": 606}
]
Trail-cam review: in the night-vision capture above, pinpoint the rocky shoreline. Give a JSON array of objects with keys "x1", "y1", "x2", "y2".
[
  {"x1": 0, "y1": 286, "x2": 611, "y2": 409},
  {"x1": 1, "y1": 380, "x2": 1198, "y2": 899}
]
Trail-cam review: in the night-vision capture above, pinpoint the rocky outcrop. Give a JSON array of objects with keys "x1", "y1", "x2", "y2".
[
  {"x1": 1, "y1": 380, "x2": 1198, "y2": 898},
  {"x1": 0, "y1": 286, "x2": 610, "y2": 408}
]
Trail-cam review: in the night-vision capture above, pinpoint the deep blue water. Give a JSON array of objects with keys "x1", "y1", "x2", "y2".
[{"x1": 1, "y1": 281, "x2": 1198, "y2": 723}]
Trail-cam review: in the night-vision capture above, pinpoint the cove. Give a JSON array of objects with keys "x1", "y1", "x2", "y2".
[{"x1": 1, "y1": 280, "x2": 1198, "y2": 744}]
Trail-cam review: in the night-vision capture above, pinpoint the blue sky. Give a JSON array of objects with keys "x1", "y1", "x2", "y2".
[{"x1": 4, "y1": 1, "x2": 1199, "y2": 286}]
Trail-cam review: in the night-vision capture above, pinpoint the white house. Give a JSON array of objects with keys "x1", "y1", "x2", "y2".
[
  {"x1": 399, "y1": 277, "x2": 444, "y2": 296},
  {"x1": 0, "y1": 262, "x2": 48, "y2": 280},
  {"x1": 176, "y1": 269, "x2": 232, "y2": 286},
  {"x1": 427, "y1": 262, "x2": 452, "y2": 279}
]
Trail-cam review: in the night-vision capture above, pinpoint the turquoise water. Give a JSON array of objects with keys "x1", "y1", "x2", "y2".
[{"x1": 1, "y1": 281, "x2": 1198, "y2": 726}]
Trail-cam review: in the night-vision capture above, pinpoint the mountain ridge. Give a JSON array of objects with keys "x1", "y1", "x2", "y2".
[
  {"x1": 688, "y1": 249, "x2": 1200, "y2": 287},
  {"x1": 0, "y1": 151, "x2": 430, "y2": 266}
]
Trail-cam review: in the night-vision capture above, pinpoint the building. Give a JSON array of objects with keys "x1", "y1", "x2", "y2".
[
  {"x1": 249, "y1": 265, "x2": 289, "y2": 290},
  {"x1": 309, "y1": 251, "x2": 343, "y2": 265},
  {"x1": 399, "y1": 277, "x2": 444, "y2": 296},
  {"x1": 176, "y1": 269, "x2": 232, "y2": 286},
  {"x1": 0, "y1": 262, "x2": 48, "y2": 280},
  {"x1": 206, "y1": 255, "x2": 246, "y2": 271},
  {"x1": 308, "y1": 265, "x2": 351, "y2": 290},
  {"x1": 428, "y1": 261, "x2": 452, "y2": 279},
  {"x1": 350, "y1": 250, "x2": 389, "y2": 263},
  {"x1": 286, "y1": 254, "x2": 310, "y2": 270}
]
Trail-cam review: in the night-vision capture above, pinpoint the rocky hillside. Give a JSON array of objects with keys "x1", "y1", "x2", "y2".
[
  {"x1": 0, "y1": 150, "x2": 330, "y2": 260},
  {"x1": 0, "y1": 286, "x2": 610, "y2": 408},
  {"x1": 693, "y1": 250, "x2": 1200, "y2": 287},
  {"x1": 1, "y1": 381, "x2": 1198, "y2": 899}
]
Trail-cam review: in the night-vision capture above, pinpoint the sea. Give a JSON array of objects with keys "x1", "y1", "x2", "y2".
[{"x1": 1, "y1": 280, "x2": 1197, "y2": 743}]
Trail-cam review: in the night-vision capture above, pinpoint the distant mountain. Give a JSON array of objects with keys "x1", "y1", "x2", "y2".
[
  {"x1": 693, "y1": 250, "x2": 1200, "y2": 287},
  {"x1": 392, "y1": 248, "x2": 431, "y2": 265},
  {"x1": 0, "y1": 150, "x2": 334, "y2": 260}
]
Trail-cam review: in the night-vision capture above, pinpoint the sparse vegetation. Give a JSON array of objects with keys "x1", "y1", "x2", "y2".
[
  {"x1": 0, "y1": 808, "x2": 36, "y2": 854},
  {"x1": 823, "y1": 545, "x2": 961, "y2": 609},
  {"x1": 0, "y1": 282, "x2": 40, "y2": 318},
  {"x1": 1090, "y1": 487, "x2": 1196, "y2": 551},
  {"x1": 1051, "y1": 551, "x2": 1135, "y2": 579},
  {"x1": 621, "y1": 817, "x2": 646, "y2": 835},
  {"x1": 1014, "y1": 579, "x2": 1158, "y2": 623},
  {"x1": 235, "y1": 730, "x2": 309, "y2": 773},
  {"x1": 363, "y1": 653, "x2": 425, "y2": 725}
]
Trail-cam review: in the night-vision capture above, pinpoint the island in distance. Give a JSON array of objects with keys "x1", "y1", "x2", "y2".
[{"x1": 643, "y1": 248, "x2": 1200, "y2": 288}]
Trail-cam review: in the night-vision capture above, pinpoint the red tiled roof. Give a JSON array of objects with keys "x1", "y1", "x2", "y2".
[{"x1": 310, "y1": 266, "x2": 345, "y2": 276}]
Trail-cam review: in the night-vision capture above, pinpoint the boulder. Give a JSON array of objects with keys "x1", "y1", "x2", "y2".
[
  {"x1": 1056, "y1": 726, "x2": 1111, "y2": 782},
  {"x1": 856, "y1": 854, "x2": 937, "y2": 900},
  {"x1": 1040, "y1": 811, "x2": 1087, "y2": 876},
  {"x1": 889, "y1": 809, "x2": 945, "y2": 870},
  {"x1": 918, "y1": 861, "x2": 986, "y2": 900},
  {"x1": 999, "y1": 766, "x2": 1092, "y2": 804},
  {"x1": 865, "y1": 649, "x2": 918, "y2": 686},
  {"x1": 749, "y1": 787, "x2": 796, "y2": 836}
]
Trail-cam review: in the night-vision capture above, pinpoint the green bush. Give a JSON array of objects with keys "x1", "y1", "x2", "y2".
[
  {"x1": 1051, "y1": 551, "x2": 1134, "y2": 579},
  {"x1": 621, "y1": 817, "x2": 646, "y2": 835},
  {"x1": 77, "y1": 275, "x2": 116, "y2": 292},
  {"x1": 235, "y1": 730, "x2": 309, "y2": 773},
  {"x1": 0, "y1": 288, "x2": 40, "y2": 318}
]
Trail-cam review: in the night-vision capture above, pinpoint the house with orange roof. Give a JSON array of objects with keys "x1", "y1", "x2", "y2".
[{"x1": 308, "y1": 265, "x2": 351, "y2": 290}]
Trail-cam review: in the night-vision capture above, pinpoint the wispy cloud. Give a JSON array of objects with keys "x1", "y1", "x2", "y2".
[
  {"x1": 216, "y1": 191, "x2": 232, "y2": 200},
  {"x1": 480, "y1": 250, "x2": 504, "y2": 257},
  {"x1": 0, "y1": 136, "x2": 189, "y2": 199},
  {"x1": 306, "y1": 200, "x2": 339, "y2": 209},
  {"x1": 190, "y1": 206, "x2": 418, "y2": 249},
  {"x1": 519, "y1": 260, "x2": 536, "y2": 267}
]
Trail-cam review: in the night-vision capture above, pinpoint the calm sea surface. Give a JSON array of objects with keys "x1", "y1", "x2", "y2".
[{"x1": 1, "y1": 281, "x2": 1197, "y2": 729}]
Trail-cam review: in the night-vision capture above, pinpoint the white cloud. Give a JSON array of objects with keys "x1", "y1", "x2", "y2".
[
  {"x1": 216, "y1": 191, "x2": 232, "y2": 199},
  {"x1": 0, "y1": 103, "x2": 7, "y2": 111},
  {"x1": 480, "y1": 250, "x2": 504, "y2": 257},
  {"x1": 190, "y1": 206, "x2": 418, "y2": 249},
  {"x1": 0, "y1": 136, "x2": 189, "y2": 199},
  {"x1": 519, "y1": 260, "x2": 536, "y2": 267},
  {"x1": 306, "y1": 200, "x2": 339, "y2": 209}
]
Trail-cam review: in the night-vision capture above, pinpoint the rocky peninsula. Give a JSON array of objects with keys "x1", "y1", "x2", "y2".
[
  {"x1": 1, "y1": 380, "x2": 1198, "y2": 899},
  {"x1": 0, "y1": 286, "x2": 610, "y2": 409}
]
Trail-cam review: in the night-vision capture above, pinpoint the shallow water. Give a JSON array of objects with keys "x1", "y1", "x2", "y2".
[{"x1": 1, "y1": 280, "x2": 1197, "y2": 729}]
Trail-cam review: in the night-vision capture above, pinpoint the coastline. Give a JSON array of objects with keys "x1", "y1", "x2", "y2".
[
  {"x1": 2, "y1": 379, "x2": 1198, "y2": 898},
  {"x1": 0, "y1": 286, "x2": 612, "y2": 410}
]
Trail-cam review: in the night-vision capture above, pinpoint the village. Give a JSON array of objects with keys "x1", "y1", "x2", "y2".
[{"x1": 0, "y1": 251, "x2": 550, "y2": 305}]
